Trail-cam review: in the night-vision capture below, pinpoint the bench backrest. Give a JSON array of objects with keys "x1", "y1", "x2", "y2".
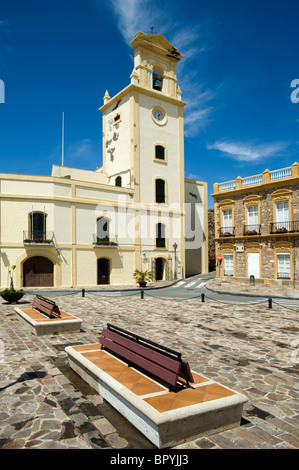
[
  {"x1": 99, "y1": 324, "x2": 194, "y2": 389},
  {"x1": 32, "y1": 295, "x2": 61, "y2": 318}
]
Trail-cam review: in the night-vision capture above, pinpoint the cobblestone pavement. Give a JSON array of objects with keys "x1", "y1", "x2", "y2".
[{"x1": 0, "y1": 288, "x2": 298, "y2": 450}]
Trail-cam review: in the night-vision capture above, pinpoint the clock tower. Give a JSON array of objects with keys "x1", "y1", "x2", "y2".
[{"x1": 99, "y1": 31, "x2": 187, "y2": 277}]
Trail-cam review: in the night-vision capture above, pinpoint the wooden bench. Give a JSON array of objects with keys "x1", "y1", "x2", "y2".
[
  {"x1": 66, "y1": 326, "x2": 248, "y2": 447},
  {"x1": 32, "y1": 295, "x2": 61, "y2": 318},
  {"x1": 99, "y1": 323, "x2": 194, "y2": 390}
]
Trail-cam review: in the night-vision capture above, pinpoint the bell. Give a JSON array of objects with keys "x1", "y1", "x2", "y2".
[{"x1": 153, "y1": 78, "x2": 162, "y2": 90}]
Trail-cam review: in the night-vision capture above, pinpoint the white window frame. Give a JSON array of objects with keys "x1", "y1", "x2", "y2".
[
  {"x1": 223, "y1": 253, "x2": 234, "y2": 276},
  {"x1": 277, "y1": 252, "x2": 291, "y2": 279},
  {"x1": 276, "y1": 201, "x2": 289, "y2": 230},
  {"x1": 247, "y1": 205, "x2": 259, "y2": 231}
]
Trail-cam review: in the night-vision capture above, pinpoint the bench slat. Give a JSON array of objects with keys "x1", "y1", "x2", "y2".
[
  {"x1": 100, "y1": 336, "x2": 180, "y2": 387},
  {"x1": 32, "y1": 296, "x2": 61, "y2": 318},
  {"x1": 101, "y1": 329, "x2": 181, "y2": 374}
]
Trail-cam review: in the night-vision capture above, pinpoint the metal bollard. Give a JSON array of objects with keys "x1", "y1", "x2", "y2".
[
  {"x1": 141, "y1": 289, "x2": 144, "y2": 299},
  {"x1": 82, "y1": 288, "x2": 85, "y2": 297},
  {"x1": 268, "y1": 298, "x2": 272, "y2": 309},
  {"x1": 201, "y1": 293, "x2": 205, "y2": 302}
]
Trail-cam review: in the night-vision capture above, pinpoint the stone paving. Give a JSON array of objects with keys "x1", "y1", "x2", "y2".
[{"x1": 0, "y1": 285, "x2": 299, "y2": 450}]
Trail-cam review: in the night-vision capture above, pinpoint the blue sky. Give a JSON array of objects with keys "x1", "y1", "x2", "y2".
[{"x1": 0, "y1": 0, "x2": 298, "y2": 207}]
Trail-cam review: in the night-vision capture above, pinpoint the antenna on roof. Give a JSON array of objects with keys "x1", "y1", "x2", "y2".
[{"x1": 61, "y1": 111, "x2": 64, "y2": 167}]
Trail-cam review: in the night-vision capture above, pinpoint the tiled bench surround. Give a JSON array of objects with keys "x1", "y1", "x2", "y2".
[
  {"x1": 14, "y1": 306, "x2": 82, "y2": 335},
  {"x1": 66, "y1": 343, "x2": 248, "y2": 448}
]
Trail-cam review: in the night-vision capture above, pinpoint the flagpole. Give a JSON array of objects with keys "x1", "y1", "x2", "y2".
[{"x1": 62, "y1": 111, "x2": 64, "y2": 166}]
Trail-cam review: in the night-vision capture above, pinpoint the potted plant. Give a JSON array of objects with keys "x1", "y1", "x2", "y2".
[
  {"x1": 133, "y1": 269, "x2": 153, "y2": 287},
  {"x1": 1, "y1": 265, "x2": 24, "y2": 304}
]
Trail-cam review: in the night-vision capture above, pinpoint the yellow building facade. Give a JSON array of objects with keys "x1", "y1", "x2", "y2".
[
  {"x1": 212, "y1": 163, "x2": 299, "y2": 287},
  {"x1": 0, "y1": 32, "x2": 208, "y2": 289}
]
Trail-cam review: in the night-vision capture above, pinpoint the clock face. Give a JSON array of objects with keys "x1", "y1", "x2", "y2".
[{"x1": 153, "y1": 109, "x2": 164, "y2": 122}]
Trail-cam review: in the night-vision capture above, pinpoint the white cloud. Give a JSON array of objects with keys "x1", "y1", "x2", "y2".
[
  {"x1": 67, "y1": 138, "x2": 99, "y2": 161},
  {"x1": 207, "y1": 140, "x2": 289, "y2": 162}
]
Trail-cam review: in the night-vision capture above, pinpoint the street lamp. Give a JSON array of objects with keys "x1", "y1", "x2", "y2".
[{"x1": 173, "y1": 242, "x2": 178, "y2": 280}]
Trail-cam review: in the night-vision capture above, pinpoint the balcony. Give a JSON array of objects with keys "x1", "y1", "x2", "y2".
[
  {"x1": 270, "y1": 221, "x2": 299, "y2": 234},
  {"x1": 219, "y1": 227, "x2": 235, "y2": 238},
  {"x1": 214, "y1": 162, "x2": 299, "y2": 194},
  {"x1": 243, "y1": 224, "x2": 261, "y2": 236},
  {"x1": 93, "y1": 235, "x2": 118, "y2": 247},
  {"x1": 23, "y1": 231, "x2": 54, "y2": 245}
]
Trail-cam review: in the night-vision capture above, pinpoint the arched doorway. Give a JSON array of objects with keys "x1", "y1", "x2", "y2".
[
  {"x1": 155, "y1": 257, "x2": 165, "y2": 281},
  {"x1": 23, "y1": 256, "x2": 54, "y2": 287},
  {"x1": 97, "y1": 258, "x2": 110, "y2": 285}
]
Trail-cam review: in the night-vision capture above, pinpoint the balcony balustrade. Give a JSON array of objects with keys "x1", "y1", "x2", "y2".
[
  {"x1": 93, "y1": 235, "x2": 118, "y2": 247},
  {"x1": 219, "y1": 227, "x2": 235, "y2": 237},
  {"x1": 270, "y1": 221, "x2": 299, "y2": 234},
  {"x1": 23, "y1": 231, "x2": 54, "y2": 244},
  {"x1": 243, "y1": 224, "x2": 261, "y2": 236}
]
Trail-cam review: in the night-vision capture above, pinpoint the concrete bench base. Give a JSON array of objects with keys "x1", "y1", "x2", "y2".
[
  {"x1": 66, "y1": 344, "x2": 248, "y2": 448},
  {"x1": 15, "y1": 306, "x2": 82, "y2": 336}
]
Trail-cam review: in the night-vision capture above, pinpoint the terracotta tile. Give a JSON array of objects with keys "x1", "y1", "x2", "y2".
[
  {"x1": 18, "y1": 307, "x2": 78, "y2": 322},
  {"x1": 130, "y1": 376, "x2": 164, "y2": 396},
  {"x1": 73, "y1": 344, "x2": 101, "y2": 352},
  {"x1": 144, "y1": 383, "x2": 235, "y2": 413},
  {"x1": 203, "y1": 384, "x2": 234, "y2": 402}
]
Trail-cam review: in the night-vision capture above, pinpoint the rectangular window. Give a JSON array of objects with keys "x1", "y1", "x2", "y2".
[
  {"x1": 277, "y1": 253, "x2": 290, "y2": 279},
  {"x1": 247, "y1": 206, "x2": 258, "y2": 231},
  {"x1": 224, "y1": 253, "x2": 234, "y2": 276},
  {"x1": 156, "y1": 223, "x2": 166, "y2": 248},
  {"x1": 276, "y1": 202, "x2": 289, "y2": 230},
  {"x1": 222, "y1": 209, "x2": 232, "y2": 228},
  {"x1": 222, "y1": 209, "x2": 233, "y2": 235}
]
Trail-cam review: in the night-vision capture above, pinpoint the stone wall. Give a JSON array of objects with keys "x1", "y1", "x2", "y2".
[{"x1": 213, "y1": 181, "x2": 299, "y2": 285}]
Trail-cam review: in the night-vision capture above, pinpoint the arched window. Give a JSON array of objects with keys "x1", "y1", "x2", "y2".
[
  {"x1": 155, "y1": 145, "x2": 165, "y2": 161},
  {"x1": 156, "y1": 223, "x2": 166, "y2": 248},
  {"x1": 152, "y1": 68, "x2": 163, "y2": 91},
  {"x1": 155, "y1": 179, "x2": 165, "y2": 203},
  {"x1": 115, "y1": 175, "x2": 122, "y2": 187},
  {"x1": 96, "y1": 217, "x2": 110, "y2": 244}
]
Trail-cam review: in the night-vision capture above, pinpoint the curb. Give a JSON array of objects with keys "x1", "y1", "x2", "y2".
[{"x1": 204, "y1": 279, "x2": 299, "y2": 301}]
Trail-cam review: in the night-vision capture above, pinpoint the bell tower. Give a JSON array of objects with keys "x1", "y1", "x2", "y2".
[
  {"x1": 99, "y1": 32, "x2": 186, "y2": 275},
  {"x1": 129, "y1": 31, "x2": 183, "y2": 99}
]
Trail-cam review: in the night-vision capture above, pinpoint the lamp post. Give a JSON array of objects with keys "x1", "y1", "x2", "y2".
[{"x1": 173, "y1": 242, "x2": 178, "y2": 280}]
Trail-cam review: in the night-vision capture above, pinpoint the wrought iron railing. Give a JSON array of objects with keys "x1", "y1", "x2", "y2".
[
  {"x1": 277, "y1": 272, "x2": 291, "y2": 279},
  {"x1": 23, "y1": 231, "x2": 54, "y2": 244},
  {"x1": 270, "y1": 221, "x2": 299, "y2": 234},
  {"x1": 219, "y1": 227, "x2": 235, "y2": 237},
  {"x1": 243, "y1": 224, "x2": 261, "y2": 236},
  {"x1": 93, "y1": 235, "x2": 118, "y2": 246}
]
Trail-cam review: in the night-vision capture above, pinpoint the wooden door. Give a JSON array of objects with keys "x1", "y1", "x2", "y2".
[
  {"x1": 155, "y1": 257, "x2": 164, "y2": 281},
  {"x1": 97, "y1": 258, "x2": 110, "y2": 284},
  {"x1": 23, "y1": 256, "x2": 54, "y2": 287}
]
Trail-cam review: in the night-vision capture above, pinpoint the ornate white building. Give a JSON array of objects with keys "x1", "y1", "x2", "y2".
[{"x1": 0, "y1": 32, "x2": 208, "y2": 289}]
